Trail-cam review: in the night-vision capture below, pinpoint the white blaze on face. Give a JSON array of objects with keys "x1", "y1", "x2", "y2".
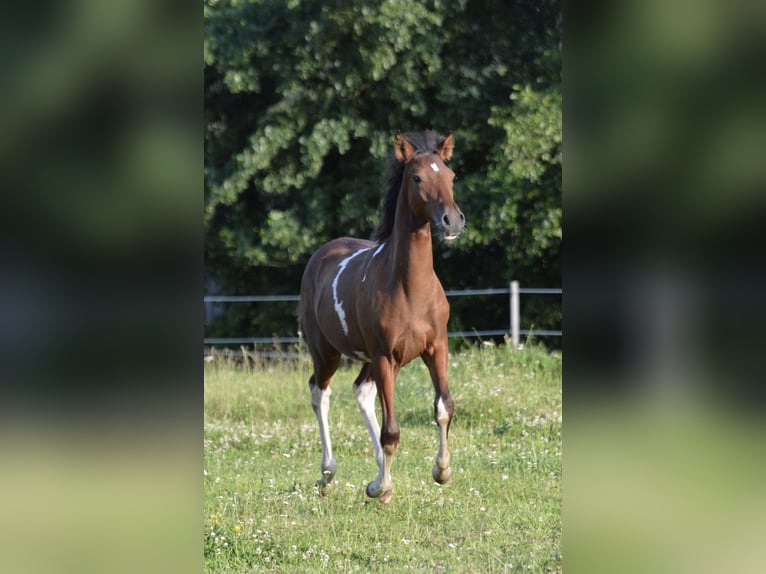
[{"x1": 430, "y1": 162, "x2": 440, "y2": 173}]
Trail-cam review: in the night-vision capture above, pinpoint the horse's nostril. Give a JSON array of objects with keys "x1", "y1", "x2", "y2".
[
  {"x1": 459, "y1": 211, "x2": 465, "y2": 222},
  {"x1": 442, "y1": 214, "x2": 451, "y2": 227}
]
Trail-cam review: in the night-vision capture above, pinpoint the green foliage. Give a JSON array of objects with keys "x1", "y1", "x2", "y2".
[
  {"x1": 204, "y1": 0, "x2": 562, "y2": 341},
  {"x1": 204, "y1": 344, "x2": 562, "y2": 572},
  {"x1": 491, "y1": 85, "x2": 562, "y2": 183}
]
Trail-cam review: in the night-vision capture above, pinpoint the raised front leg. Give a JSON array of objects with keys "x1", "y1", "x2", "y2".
[
  {"x1": 422, "y1": 341, "x2": 454, "y2": 484},
  {"x1": 366, "y1": 356, "x2": 399, "y2": 503}
]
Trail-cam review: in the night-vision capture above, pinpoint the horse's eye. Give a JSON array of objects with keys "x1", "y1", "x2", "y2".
[{"x1": 411, "y1": 173, "x2": 421, "y2": 184}]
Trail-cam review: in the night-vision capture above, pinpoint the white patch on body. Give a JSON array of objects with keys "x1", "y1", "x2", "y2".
[
  {"x1": 372, "y1": 242, "x2": 386, "y2": 258},
  {"x1": 362, "y1": 242, "x2": 385, "y2": 282},
  {"x1": 430, "y1": 162, "x2": 440, "y2": 173},
  {"x1": 332, "y1": 247, "x2": 371, "y2": 335}
]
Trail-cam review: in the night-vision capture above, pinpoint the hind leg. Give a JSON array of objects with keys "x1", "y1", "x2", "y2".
[{"x1": 307, "y1": 344, "x2": 341, "y2": 490}]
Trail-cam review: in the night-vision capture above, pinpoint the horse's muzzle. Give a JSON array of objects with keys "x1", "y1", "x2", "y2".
[{"x1": 437, "y1": 206, "x2": 465, "y2": 241}]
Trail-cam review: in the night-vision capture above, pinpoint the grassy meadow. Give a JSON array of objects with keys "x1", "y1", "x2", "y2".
[{"x1": 204, "y1": 342, "x2": 561, "y2": 572}]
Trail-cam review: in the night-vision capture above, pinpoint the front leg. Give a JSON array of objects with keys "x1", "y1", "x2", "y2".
[
  {"x1": 352, "y1": 365, "x2": 384, "y2": 495},
  {"x1": 366, "y1": 356, "x2": 399, "y2": 503},
  {"x1": 422, "y1": 340, "x2": 454, "y2": 484}
]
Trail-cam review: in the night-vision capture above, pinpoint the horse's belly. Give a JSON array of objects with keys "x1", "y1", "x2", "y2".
[{"x1": 312, "y1": 289, "x2": 370, "y2": 360}]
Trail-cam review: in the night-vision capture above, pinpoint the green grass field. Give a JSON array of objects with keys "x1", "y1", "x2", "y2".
[{"x1": 204, "y1": 342, "x2": 561, "y2": 572}]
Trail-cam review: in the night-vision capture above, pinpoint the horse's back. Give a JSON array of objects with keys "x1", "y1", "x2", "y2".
[{"x1": 301, "y1": 237, "x2": 375, "y2": 295}]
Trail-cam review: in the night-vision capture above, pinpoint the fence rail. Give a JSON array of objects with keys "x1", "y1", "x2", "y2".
[
  {"x1": 204, "y1": 282, "x2": 561, "y2": 347},
  {"x1": 202, "y1": 287, "x2": 561, "y2": 303}
]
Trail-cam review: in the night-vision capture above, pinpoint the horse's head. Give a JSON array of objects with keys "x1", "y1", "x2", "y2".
[{"x1": 395, "y1": 131, "x2": 465, "y2": 242}]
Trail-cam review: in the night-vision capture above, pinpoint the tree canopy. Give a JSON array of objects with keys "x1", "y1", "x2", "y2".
[{"x1": 204, "y1": 0, "x2": 561, "y2": 344}]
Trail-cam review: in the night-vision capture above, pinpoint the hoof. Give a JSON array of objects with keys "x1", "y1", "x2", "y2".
[
  {"x1": 317, "y1": 484, "x2": 331, "y2": 497},
  {"x1": 378, "y1": 489, "x2": 393, "y2": 504},
  {"x1": 432, "y1": 464, "x2": 452, "y2": 484},
  {"x1": 316, "y1": 460, "x2": 337, "y2": 488},
  {"x1": 366, "y1": 482, "x2": 393, "y2": 502},
  {"x1": 365, "y1": 482, "x2": 381, "y2": 499}
]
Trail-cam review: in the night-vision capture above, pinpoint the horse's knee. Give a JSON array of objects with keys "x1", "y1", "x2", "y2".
[
  {"x1": 309, "y1": 380, "x2": 319, "y2": 409},
  {"x1": 381, "y1": 423, "x2": 400, "y2": 455},
  {"x1": 434, "y1": 395, "x2": 454, "y2": 426},
  {"x1": 434, "y1": 394, "x2": 454, "y2": 416}
]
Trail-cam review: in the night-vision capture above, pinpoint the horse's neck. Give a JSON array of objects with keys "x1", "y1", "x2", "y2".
[{"x1": 390, "y1": 199, "x2": 436, "y2": 294}]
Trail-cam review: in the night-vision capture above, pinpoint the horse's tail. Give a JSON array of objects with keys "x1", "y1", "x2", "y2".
[
  {"x1": 297, "y1": 254, "x2": 315, "y2": 344},
  {"x1": 297, "y1": 295, "x2": 305, "y2": 344}
]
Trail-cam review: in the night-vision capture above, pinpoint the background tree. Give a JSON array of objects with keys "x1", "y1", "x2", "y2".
[{"x1": 204, "y1": 0, "x2": 561, "y2": 346}]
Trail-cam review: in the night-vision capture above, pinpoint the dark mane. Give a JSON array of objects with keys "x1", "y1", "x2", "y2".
[{"x1": 371, "y1": 131, "x2": 446, "y2": 242}]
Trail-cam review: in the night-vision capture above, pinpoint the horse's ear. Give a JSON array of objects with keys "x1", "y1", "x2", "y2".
[
  {"x1": 438, "y1": 133, "x2": 454, "y2": 161},
  {"x1": 394, "y1": 131, "x2": 415, "y2": 163}
]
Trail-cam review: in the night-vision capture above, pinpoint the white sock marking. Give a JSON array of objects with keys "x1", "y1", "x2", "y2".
[
  {"x1": 436, "y1": 397, "x2": 450, "y2": 425},
  {"x1": 355, "y1": 380, "x2": 386, "y2": 489},
  {"x1": 332, "y1": 247, "x2": 371, "y2": 335},
  {"x1": 312, "y1": 385, "x2": 335, "y2": 480},
  {"x1": 434, "y1": 396, "x2": 451, "y2": 477}
]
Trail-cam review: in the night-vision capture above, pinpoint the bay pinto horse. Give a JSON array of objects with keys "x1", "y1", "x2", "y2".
[{"x1": 299, "y1": 130, "x2": 465, "y2": 503}]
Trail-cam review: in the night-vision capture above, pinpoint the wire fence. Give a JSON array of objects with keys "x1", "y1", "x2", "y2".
[{"x1": 204, "y1": 282, "x2": 561, "y2": 351}]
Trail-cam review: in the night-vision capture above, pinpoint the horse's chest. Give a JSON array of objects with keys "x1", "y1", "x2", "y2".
[
  {"x1": 394, "y1": 321, "x2": 432, "y2": 362},
  {"x1": 373, "y1": 298, "x2": 441, "y2": 358}
]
